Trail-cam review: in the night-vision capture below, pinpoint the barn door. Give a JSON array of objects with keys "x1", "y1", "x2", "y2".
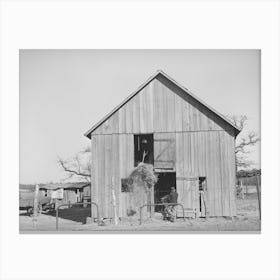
[
  {"x1": 176, "y1": 177, "x2": 199, "y2": 218},
  {"x1": 154, "y1": 133, "x2": 175, "y2": 171}
]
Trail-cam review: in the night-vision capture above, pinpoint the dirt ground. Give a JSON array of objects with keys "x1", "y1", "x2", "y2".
[{"x1": 19, "y1": 195, "x2": 261, "y2": 232}]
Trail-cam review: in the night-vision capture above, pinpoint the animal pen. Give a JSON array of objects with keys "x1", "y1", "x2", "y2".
[{"x1": 84, "y1": 70, "x2": 241, "y2": 220}]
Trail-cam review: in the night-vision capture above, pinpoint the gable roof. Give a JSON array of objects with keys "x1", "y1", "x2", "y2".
[{"x1": 84, "y1": 70, "x2": 241, "y2": 138}]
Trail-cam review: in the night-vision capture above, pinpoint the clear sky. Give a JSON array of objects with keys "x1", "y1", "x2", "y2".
[{"x1": 20, "y1": 49, "x2": 260, "y2": 184}]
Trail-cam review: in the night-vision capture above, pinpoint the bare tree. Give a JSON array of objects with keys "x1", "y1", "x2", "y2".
[
  {"x1": 228, "y1": 115, "x2": 260, "y2": 169},
  {"x1": 57, "y1": 146, "x2": 91, "y2": 182}
]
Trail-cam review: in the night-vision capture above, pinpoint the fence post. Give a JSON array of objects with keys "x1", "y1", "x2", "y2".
[{"x1": 256, "y1": 176, "x2": 261, "y2": 220}]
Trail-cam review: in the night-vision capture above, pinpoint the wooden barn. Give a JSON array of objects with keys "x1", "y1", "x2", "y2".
[{"x1": 84, "y1": 70, "x2": 241, "y2": 219}]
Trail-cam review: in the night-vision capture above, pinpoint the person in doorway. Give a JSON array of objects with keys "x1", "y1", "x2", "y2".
[{"x1": 161, "y1": 187, "x2": 178, "y2": 222}]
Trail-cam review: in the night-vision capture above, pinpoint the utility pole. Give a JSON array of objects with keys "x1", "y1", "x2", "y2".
[{"x1": 33, "y1": 184, "x2": 39, "y2": 228}]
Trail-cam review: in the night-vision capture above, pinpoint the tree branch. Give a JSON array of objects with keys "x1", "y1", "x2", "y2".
[{"x1": 57, "y1": 157, "x2": 91, "y2": 179}]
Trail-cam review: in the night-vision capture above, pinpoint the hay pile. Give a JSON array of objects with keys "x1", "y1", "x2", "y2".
[
  {"x1": 127, "y1": 162, "x2": 157, "y2": 190},
  {"x1": 125, "y1": 163, "x2": 158, "y2": 222}
]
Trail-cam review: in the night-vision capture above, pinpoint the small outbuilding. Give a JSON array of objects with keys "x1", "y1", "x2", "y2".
[
  {"x1": 85, "y1": 70, "x2": 240, "y2": 219},
  {"x1": 40, "y1": 182, "x2": 91, "y2": 205}
]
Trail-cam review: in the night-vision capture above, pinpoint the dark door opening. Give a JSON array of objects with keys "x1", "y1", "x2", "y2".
[
  {"x1": 199, "y1": 177, "x2": 207, "y2": 217},
  {"x1": 154, "y1": 172, "x2": 176, "y2": 212},
  {"x1": 134, "y1": 134, "x2": 154, "y2": 166}
]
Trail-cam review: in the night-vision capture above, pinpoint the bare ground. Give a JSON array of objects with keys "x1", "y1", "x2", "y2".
[{"x1": 19, "y1": 196, "x2": 261, "y2": 232}]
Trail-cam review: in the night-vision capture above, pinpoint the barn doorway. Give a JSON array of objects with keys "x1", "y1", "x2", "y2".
[
  {"x1": 154, "y1": 172, "x2": 176, "y2": 212},
  {"x1": 134, "y1": 134, "x2": 154, "y2": 166}
]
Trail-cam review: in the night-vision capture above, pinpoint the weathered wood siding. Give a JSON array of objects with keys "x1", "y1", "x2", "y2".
[
  {"x1": 92, "y1": 78, "x2": 234, "y2": 135},
  {"x1": 175, "y1": 130, "x2": 236, "y2": 216},
  {"x1": 91, "y1": 76, "x2": 237, "y2": 218}
]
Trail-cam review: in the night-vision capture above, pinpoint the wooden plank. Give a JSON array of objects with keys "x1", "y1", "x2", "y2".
[
  {"x1": 118, "y1": 107, "x2": 126, "y2": 134},
  {"x1": 132, "y1": 93, "x2": 140, "y2": 133},
  {"x1": 97, "y1": 135, "x2": 105, "y2": 218},
  {"x1": 174, "y1": 95, "x2": 183, "y2": 132},
  {"x1": 125, "y1": 99, "x2": 133, "y2": 133},
  {"x1": 139, "y1": 88, "x2": 145, "y2": 133},
  {"x1": 183, "y1": 100, "x2": 190, "y2": 131},
  {"x1": 165, "y1": 85, "x2": 175, "y2": 132},
  {"x1": 118, "y1": 134, "x2": 125, "y2": 217},
  {"x1": 147, "y1": 81, "x2": 154, "y2": 132},
  {"x1": 205, "y1": 132, "x2": 214, "y2": 216},
  {"x1": 112, "y1": 134, "x2": 120, "y2": 218},
  {"x1": 214, "y1": 132, "x2": 222, "y2": 216},
  {"x1": 91, "y1": 135, "x2": 98, "y2": 219},
  {"x1": 153, "y1": 79, "x2": 160, "y2": 132},
  {"x1": 228, "y1": 133, "x2": 237, "y2": 216},
  {"x1": 105, "y1": 135, "x2": 113, "y2": 218},
  {"x1": 220, "y1": 131, "x2": 229, "y2": 216}
]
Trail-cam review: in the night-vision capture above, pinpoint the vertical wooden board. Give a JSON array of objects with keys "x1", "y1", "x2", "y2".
[
  {"x1": 118, "y1": 107, "x2": 126, "y2": 133},
  {"x1": 219, "y1": 131, "x2": 226, "y2": 215},
  {"x1": 165, "y1": 85, "x2": 175, "y2": 132},
  {"x1": 220, "y1": 131, "x2": 229, "y2": 216},
  {"x1": 175, "y1": 133, "x2": 184, "y2": 177},
  {"x1": 188, "y1": 102, "x2": 194, "y2": 131},
  {"x1": 214, "y1": 132, "x2": 222, "y2": 216},
  {"x1": 111, "y1": 111, "x2": 119, "y2": 134},
  {"x1": 159, "y1": 80, "x2": 167, "y2": 132},
  {"x1": 97, "y1": 135, "x2": 105, "y2": 218},
  {"x1": 174, "y1": 94, "x2": 183, "y2": 132},
  {"x1": 153, "y1": 79, "x2": 164, "y2": 132},
  {"x1": 183, "y1": 132, "x2": 190, "y2": 177},
  {"x1": 182, "y1": 99, "x2": 190, "y2": 131},
  {"x1": 176, "y1": 179, "x2": 184, "y2": 210},
  {"x1": 112, "y1": 134, "x2": 120, "y2": 218},
  {"x1": 101, "y1": 112, "x2": 118, "y2": 134},
  {"x1": 143, "y1": 85, "x2": 151, "y2": 133},
  {"x1": 200, "y1": 106, "x2": 211, "y2": 131},
  {"x1": 139, "y1": 88, "x2": 145, "y2": 133},
  {"x1": 118, "y1": 134, "x2": 126, "y2": 217},
  {"x1": 147, "y1": 81, "x2": 154, "y2": 132},
  {"x1": 107, "y1": 135, "x2": 114, "y2": 218},
  {"x1": 197, "y1": 132, "x2": 205, "y2": 176},
  {"x1": 228, "y1": 134, "x2": 237, "y2": 216},
  {"x1": 148, "y1": 80, "x2": 155, "y2": 132},
  {"x1": 91, "y1": 135, "x2": 98, "y2": 218},
  {"x1": 132, "y1": 92, "x2": 140, "y2": 133},
  {"x1": 104, "y1": 135, "x2": 109, "y2": 218},
  {"x1": 205, "y1": 132, "x2": 214, "y2": 216},
  {"x1": 127, "y1": 134, "x2": 134, "y2": 176},
  {"x1": 183, "y1": 180, "x2": 189, "y2": 209},
  {"x1": 162, "y1": 82, "x2": 169, "y2": 132},
  {"x1": 191, "y1": 133, "x2": 198, "y2": 176},
  {"x1": 191, "y1": 105, "x2": 198, "y2": 131},
  {"x1": 211, "y1": 132, "x2": 218, "y2": 216},
  {"x1": 125, "y1": 100, "x2": 133, "y2": 133}
]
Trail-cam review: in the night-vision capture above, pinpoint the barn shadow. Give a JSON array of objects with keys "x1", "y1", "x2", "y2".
[{"x1": 43, "y1": 206, "x2": 91, "y2": 224}]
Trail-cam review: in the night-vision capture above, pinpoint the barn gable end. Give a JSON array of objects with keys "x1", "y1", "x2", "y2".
[{"x1": 85, "y1": 71, "x2": 240, "y2": 138}]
